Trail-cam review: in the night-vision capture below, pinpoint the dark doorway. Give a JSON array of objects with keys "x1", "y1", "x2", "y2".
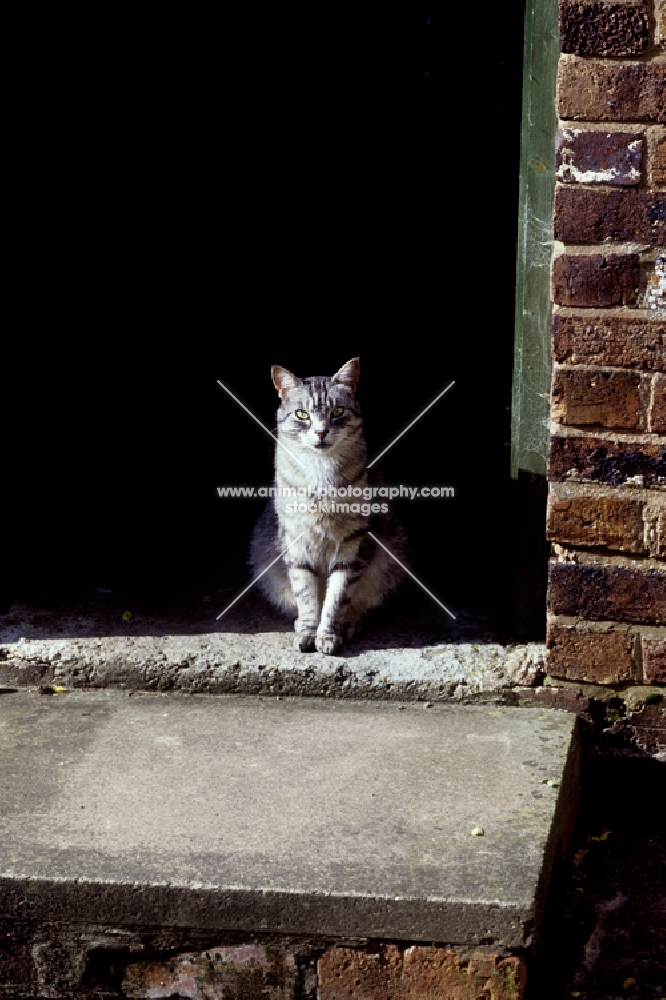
[{"x1": 11, "y1": 8, "x2": 527, "y2": 635}]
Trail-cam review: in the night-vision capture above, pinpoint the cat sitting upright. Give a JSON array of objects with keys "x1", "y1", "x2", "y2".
[{"x1": 250, "y1": 357, "x2": 407, "y2": 654}]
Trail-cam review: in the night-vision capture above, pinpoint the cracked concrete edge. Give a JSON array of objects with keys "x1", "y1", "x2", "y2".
[
  {"x1": 0, "y1": 877, "x2": 536, "y2": 950},
  {"x1": 0, "y1": 634, "x2": 547, "y2": 700}
]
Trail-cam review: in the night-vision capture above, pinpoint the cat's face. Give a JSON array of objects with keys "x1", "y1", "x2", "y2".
[{"x1": 272, "y1": 358, "x2": 363, "y2": 455}]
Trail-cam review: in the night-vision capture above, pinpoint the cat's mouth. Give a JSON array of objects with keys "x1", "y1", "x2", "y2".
[{"x1": 314, "y1": 441, "x2": 331, "y2": 449}]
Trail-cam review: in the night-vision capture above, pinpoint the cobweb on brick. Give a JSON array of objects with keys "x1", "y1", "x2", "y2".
[{"x1": 526, "y1": 208, "x2": 554, "y2": 272}]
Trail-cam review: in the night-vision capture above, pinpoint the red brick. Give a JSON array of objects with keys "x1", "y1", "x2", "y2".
[
  {"x1": 645, "y1": 255, "x2": 666, "y2": 311},
  {"x1": 621, "y1": 701, "x2": 666, "y2": 753},
  {"x1": 644, "y1": 498, "x2": 666, "y2": 556},
  {"x1": 548, "y1": 434, "x2": 666, "y2": 487},
  {"x1": 122, "y1": 945, "x2": 296, "y2": 999},
  {"x1": 548, "y1": 559, "x2": 666, "y2": 624},
  {"x1": 556, "y1": 128, "x2": 642, "y2": 185},
  {"x1": 654, "y1": 138, "x2": 666, "y2": 184},
  {"x1": 558, "y1": 60, "x2": 666, "y2": 124},
  {"x1": 526, "y1": 685, "x2": 593, "y2": 716},
  {"x1": 0, "y1": 939, "x2": 35, "y2": 992},
  {"x1": 650, "y1": 373, "x2": 666, "y2": 432},
  {"x1": 552, "y1": 313, "x2": 666, "y2": 371},
  {"x1": 560, "y1": 1, "x2": 649, "y2": 56},
  {"x1": 547, "y1": 622, "x2": 637, "y2": 683},
  {"x1": 552, "y1": 254, "x2": 639, "y2": 307},
  {"x1": 554, "y1": 188, "x2": 666, "y2": 245},
  {"x1": 546, "y1": 490, "x2": 645, "y2": 551},
  {"x1": 317, "y1": 945, "x2": 526, "y2": 1000},
  {"x1": 551, "y1": 367, "x2": 646, "y2": 429},
  {"x1": 642, "y1": 638, "x2": 666, "y2": 681}
]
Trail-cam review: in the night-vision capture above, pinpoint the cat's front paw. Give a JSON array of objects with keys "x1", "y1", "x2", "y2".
[
  {"x1": 316, "y1": 632, "x2": 343, "y2": 655},
  {"x1": 294, "y1": 632, "x2": 316, "y2": 652}
]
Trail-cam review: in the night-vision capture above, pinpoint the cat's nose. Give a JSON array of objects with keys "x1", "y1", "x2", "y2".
[{"x1": 315, "y1": 429, "x2": 328, "y2": 440}]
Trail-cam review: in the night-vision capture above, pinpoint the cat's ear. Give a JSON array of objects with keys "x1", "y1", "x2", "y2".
[
  {"x1": 331, "y1": 357, "x2": 360, "y2": 392},
  {"x1": 271, "y1": 365, "x2": 301, "y2": 397}
]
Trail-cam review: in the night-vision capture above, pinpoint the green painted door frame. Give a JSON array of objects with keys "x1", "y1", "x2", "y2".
[
  {"x1": 509, "y1": 0, "x2": 558, "y2": 637},
  {"x1": 511, "y1": 0, "x2": 559, "y2": 479}
]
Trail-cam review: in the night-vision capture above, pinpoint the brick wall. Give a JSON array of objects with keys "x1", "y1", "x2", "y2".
[
  {"x1": 547, "y1": 0, "x2": 666, "y2": 686},
  {"x1": 0, "y1": 924, "x2": 527, "y2": 999}
]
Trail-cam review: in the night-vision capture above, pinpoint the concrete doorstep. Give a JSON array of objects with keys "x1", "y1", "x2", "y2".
[
  {"x1": 0, "y1": 690, "x2": 578, "y2": 998},
  {"x1": 0, "y1": 600, "x2": 547, "y2": 701}
]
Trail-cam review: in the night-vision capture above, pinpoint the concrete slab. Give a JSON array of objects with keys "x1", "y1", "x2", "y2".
[
  {"x1": 0, "y1": 600, "x2": 546, "y2": 699},
  {"x1": 0, "y1": 691, "x2": 577, "y2": 949}
]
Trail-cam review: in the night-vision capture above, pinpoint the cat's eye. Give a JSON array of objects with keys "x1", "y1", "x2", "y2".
[
  {"x1": 330, "y1": 407, "x2": 344, "y2": 418},
  {"x1": 295, "y1": 409, "x2": 310, "y2": 421}
]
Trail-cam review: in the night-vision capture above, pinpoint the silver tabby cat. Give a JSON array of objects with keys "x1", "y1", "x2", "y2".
[{"x1": 250, "y1": 358, "x2": 407, "y2": 654}]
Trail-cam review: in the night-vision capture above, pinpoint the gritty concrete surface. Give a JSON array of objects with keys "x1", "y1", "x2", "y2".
[
  {"x1": 0, "y1": 597, "x2": 546, "y2": 699},
  {"x1": 0, "y1": 691, "x2": 577, "y2": 949}
]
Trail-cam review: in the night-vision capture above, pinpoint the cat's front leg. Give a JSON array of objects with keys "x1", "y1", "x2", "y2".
[
  {"x1": 287, "y1": 563, "x2": 321, "y2": 652},
  {"x1": 316, "y1": 564, "x2": 360, "y2": 655}
]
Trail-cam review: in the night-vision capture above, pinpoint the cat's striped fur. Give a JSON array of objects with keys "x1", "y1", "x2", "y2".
[{"x1": 250, "y1": 358, "x2": 407, "y2": 654}]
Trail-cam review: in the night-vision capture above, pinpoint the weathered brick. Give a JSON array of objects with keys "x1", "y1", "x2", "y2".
[
  {"x1": 547, "y1": 622, "x2": 637, "y2": 683},
  {"x1": 560, "y1": 1, "x2": 649, "y2": 56},
  {"x1": 644, "y1": 497, "x2": 666, "y2": 556},
  {"x1": 0, "y1": 934, "x2": 35, "y2": 992},
  {"x1": 644, "y1": 497, "x2": 666, "y2": 555},
  {"x1": 528, "y1": 684, "x2": 593, "y2": 715},
  {"x1": 556, "y1": 128, "x2": 642, "y2": 185},
  {"x1": 122, "y1": 945, "x2": 296, "y2": 999},
  {"x1": 645, "y1": 253, "x2": 666, "y2": 311},
  {"x1": 552, "y1": 313, "x2": 666, "y2": 371},
  {"x1": 554, "y1": 188, "x2": 666, "y2": 245},
  {"x1": 650, "y1": 372, "x2": 666, "y2": 432},
  {"x1": 317, "y1": 945, "x2": 526, "y2": 1000},
  {"x1": 549, "y1": 434, "x2": 666, "y2": 487},
  {"x1": 548, "y1": 559, "x2": 666, "y2": 623},
  {"x1": 552, "y1": 254, "x2": 639, "y2": 307},
  {"x1": 551, "y1": 367, "x2": 646, "y2": 429},
  {"x1": 619, "y1": 698, "x2": 666, "y2": 751},
  {"x1": 558, "y1": 59, "x2": 666, "y2": 123},
  {"x1": 654, "y1": 138, "x2": 666, "y2": 184},
  {"x1": 546, "y1": 489, "x2": 645, "y2": 551},
  {"x1": 642, "y1": 638, "x2": 666, "y2": 681}
]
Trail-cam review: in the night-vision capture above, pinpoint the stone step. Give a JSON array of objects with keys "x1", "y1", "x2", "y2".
[
  {"x1": 0, "y1": 601, "x2": 546, "y2": 698},
  {"x1": 0, "y1": 691, "x2": 578, "y2": 996}
]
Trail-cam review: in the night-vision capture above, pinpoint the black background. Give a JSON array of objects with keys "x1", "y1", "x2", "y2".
[{"x1": 10, "y1": 7, "x2": 527, "y2": 625}]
